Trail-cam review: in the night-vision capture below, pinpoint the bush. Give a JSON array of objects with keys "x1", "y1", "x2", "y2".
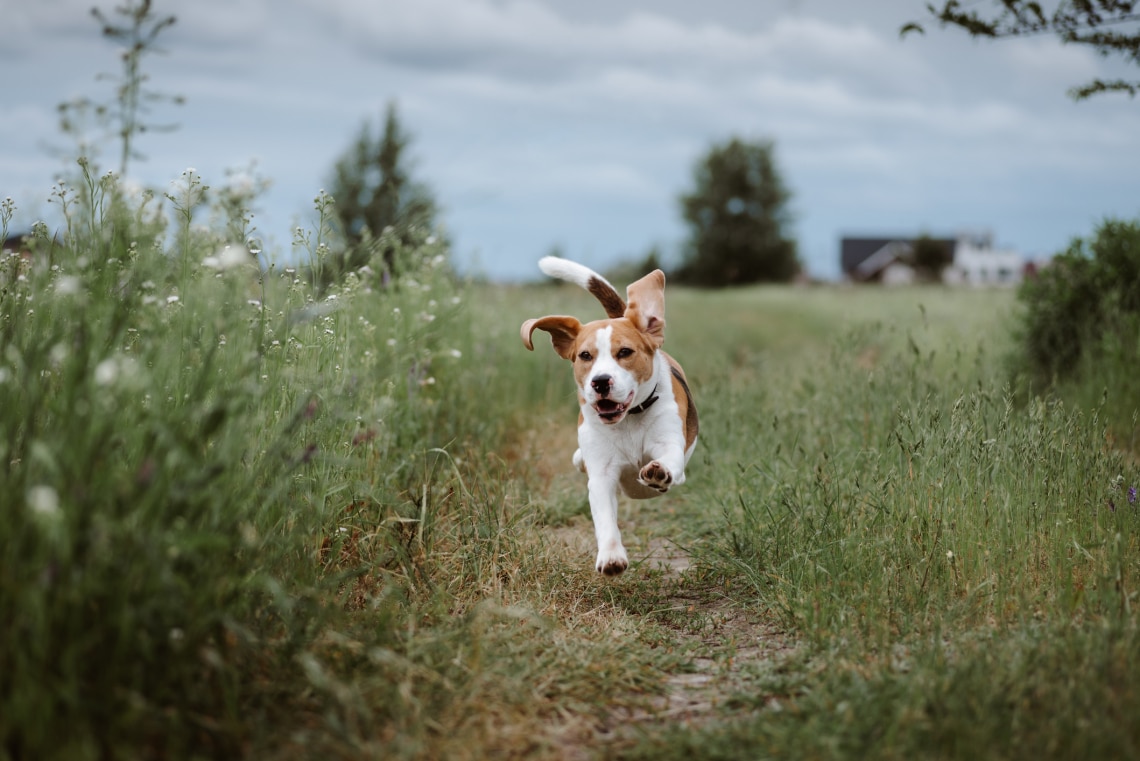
[{"x1": 1016, "y1": 218, "x2": 1140, "y2": 383}]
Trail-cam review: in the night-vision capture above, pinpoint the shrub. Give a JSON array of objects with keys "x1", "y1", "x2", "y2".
[{"x1": 1016, "y1": 217, "x2": 1140, "y2": 383}]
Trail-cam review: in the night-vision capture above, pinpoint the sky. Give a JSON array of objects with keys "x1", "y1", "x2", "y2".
[{"x1": 3, "y1": 0, "x2": 1140, "y2": 281}]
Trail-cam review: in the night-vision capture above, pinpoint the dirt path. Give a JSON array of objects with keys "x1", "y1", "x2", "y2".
[
  {"x1": 506, "y1": 410, "x2": 796, "y2": 756},
  {"x1": 546, "y1": 504, "x2": 796, "y2": 757}
]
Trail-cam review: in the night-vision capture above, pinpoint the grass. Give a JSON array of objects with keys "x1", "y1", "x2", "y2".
[{"x1": 2, "y1": 167, "x2": 1139, "y2": 760}]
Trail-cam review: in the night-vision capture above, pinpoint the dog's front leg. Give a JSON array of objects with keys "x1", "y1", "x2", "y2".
[
  {"x1": 638, "y1": 424, "x2": 688, "y2": 493},
  {"x1": 587, "y1": 474, "x2": 628, "y2": 576}
]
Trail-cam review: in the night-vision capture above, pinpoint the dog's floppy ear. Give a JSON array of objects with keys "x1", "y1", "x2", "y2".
[
  {"x1": 521, "y1": 315, "x2": 582, "y2": 360},
  {"x1": 624, "y1": 269, "x2": 666, "y2": 346}
]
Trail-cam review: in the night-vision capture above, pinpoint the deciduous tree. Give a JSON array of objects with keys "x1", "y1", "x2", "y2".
[
  {"x1": 676, "y1": 137, "x2": 798, "y2": 286},
  {"x1": 902, "y1": 1, "x2": 1140, "y2": 99}
]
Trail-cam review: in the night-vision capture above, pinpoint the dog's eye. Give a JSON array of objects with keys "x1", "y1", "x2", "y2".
[
  {"x1": 578, "y1": 351, "x2": 593, "y2": 362},
  {"x1": 616, "y1": 347, "x2": 634, "y2": 359}
]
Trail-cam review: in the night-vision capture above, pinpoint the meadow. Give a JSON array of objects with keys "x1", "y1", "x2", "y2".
[{"x1": 2, "y1": 174, "x2": 1139, "y2": 760}]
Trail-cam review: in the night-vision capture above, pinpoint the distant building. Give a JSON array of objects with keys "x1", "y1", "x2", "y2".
[
  {"x1": 3, "y1": 232, "x2": 32, "y2": 257},
  {"x1": 840, "y1": 236, "x2": 954, "y2": 284},
  {"x1": 840, "y1": 232, "x2": 1023, "y2": 286},
  {"x1": 941, "y1": 232, "x2": 1024, "y2": 286}
]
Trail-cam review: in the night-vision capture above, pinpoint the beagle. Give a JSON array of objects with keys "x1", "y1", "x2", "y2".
[{"x1": 521, "y1": 257, "x2": 698, "y2": 576}]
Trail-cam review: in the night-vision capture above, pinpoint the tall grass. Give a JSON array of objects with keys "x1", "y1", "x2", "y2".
[
  {"x1": 615, "y1": 287, "x2": 1140, "y2": 760},
  {"x1": 711, "y1": 335, "x2": 1133, "y2": 642},
  {"x1": 0, "y1": 165, "x2": 566, "y2": 759}
]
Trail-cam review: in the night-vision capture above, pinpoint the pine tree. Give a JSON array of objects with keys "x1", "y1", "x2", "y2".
[{"x1": 327, "y1": 101, "x2": 439, "y2": 279}]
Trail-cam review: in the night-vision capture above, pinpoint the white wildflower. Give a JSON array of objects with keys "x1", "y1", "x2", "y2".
[
  {"x1": 94, "y1": 355, "x2": 141, "y2": 388},
  {"x1": 55, "y1": 275, "x2": 82, "y2": 296},
  {"x1": 95, "y1": 358, "x2": 119, "y2": 386},
  {"x1": 203, "y1": 244, "x2": 251, "y2": 271},
  {"x1": 27, "y1": 485, "x2": 60, "y2": 518}
]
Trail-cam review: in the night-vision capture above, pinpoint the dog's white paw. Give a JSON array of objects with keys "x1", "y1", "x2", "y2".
[
  {"x1": 637, "y1": 460, "x2": 673, "y2": 493},
  {"x1": 595, "y1": 545, "x2": 629, "y2": 577}
]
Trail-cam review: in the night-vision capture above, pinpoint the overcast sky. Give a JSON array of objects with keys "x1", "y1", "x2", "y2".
[{"x1": 4, "y1": 0, "x2": 1140, "y2": 280}]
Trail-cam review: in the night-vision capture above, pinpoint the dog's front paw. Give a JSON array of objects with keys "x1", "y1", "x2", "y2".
[
  {"x1": 595, "y1": 546, "x2": 629, "y2": 577},
  {"x1": 638, "y1": 460, "x2": 673, "y2": 493}
]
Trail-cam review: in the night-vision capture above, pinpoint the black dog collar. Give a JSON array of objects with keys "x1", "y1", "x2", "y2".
[{"x1": 628, "y1": 384, "x2": 659, "y2": 415}]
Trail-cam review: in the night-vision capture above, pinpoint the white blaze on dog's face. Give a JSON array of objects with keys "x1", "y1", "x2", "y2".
[{"x1": 571, "y1": 319, "x2": 658, "y2": 424}]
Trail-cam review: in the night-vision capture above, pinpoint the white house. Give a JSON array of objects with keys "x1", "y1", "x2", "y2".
[{"x1": 941, "y1": 232, "x2": 1024, "y2": 287}]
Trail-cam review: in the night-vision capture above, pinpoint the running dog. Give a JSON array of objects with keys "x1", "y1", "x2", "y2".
[{"x1": 521, "y1": 257, "x2": 698, "y2": 576}]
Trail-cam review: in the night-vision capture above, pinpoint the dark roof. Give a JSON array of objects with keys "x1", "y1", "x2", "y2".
[
  {"x1": 840, "y1": 236, "x2": 955, "y2": 276},
  {"x1": 3, "y1": 232, "x2": 32, "y2": 253}
]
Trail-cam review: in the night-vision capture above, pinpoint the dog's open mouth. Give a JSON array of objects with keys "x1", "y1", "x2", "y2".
[{"x1": 594, "y1": 396, "x2": 632, "y2": 423}]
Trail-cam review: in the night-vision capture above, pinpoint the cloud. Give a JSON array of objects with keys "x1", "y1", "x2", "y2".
[
  {"x1": 5, "y1": 0, "x2": 1140, "y2": 281},
  {"x1": 315, "y1": 0, "x2": 902, "y2": 86}
]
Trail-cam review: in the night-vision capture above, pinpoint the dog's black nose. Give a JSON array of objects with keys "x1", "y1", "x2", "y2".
[{"x1": 591, "y1": 374, "x2": 612, "y2": 395}]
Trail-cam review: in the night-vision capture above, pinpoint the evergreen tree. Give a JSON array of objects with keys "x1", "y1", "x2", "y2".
[
  {"x1": 327, "y1": 101, "x2": 440, "y2": 278},
  {"x1": 676, "y1": 137, "x2": 799, "y2": 286}
]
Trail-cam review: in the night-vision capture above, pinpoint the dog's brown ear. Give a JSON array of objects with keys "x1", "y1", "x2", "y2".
[
  {"x1": 624, "y1": 269, "x2": 666, "y2": 346},
  {"x1": 521, "y1": 315, "x2": 582, "y2": 360}
]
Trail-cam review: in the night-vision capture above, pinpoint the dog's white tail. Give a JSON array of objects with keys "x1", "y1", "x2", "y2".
[{"x1": 538, "y1": 256, "x2": 626, "y2": 318}]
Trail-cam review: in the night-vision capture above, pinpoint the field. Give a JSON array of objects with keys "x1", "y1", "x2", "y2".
[{"x1": 3, "y1": 192, "x2": 1140, "y2": 760}]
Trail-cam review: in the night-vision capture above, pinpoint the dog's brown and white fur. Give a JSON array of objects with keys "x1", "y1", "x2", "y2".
[{"x1": 521, "y1": 257, "x2": 698, "y2": 576}]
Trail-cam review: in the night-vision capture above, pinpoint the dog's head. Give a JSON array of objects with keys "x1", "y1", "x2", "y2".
[{"x1": 521, "y1": 269, "x2": 666, "y2": 425}]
